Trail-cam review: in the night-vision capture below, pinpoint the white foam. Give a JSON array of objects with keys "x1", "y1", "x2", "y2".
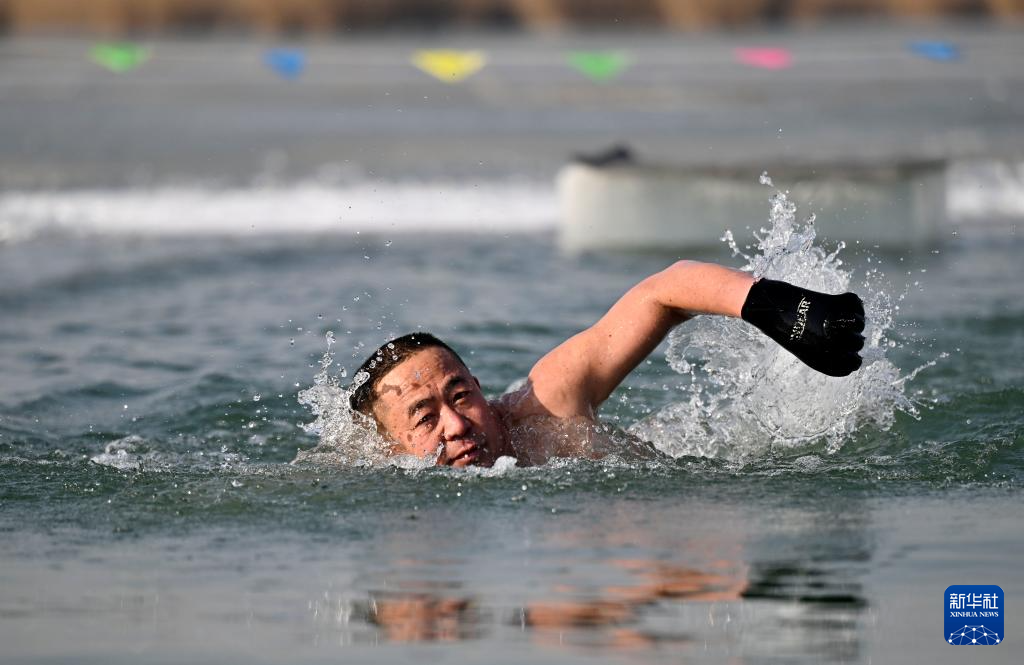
[
  {"x1": 2, "y1": 161, "x2": 1020, "y2": 245},
  {"x1": 89, "y1": 434, "x2": 248, "y2": 472},
  {"x1": 0, "y1": 179, "x2": 557, "y2": 243}
]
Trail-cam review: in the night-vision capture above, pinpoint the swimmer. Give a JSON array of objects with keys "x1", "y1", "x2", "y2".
[{"x1": 349, "y1": 261, "x2": 865, "y2": 467}]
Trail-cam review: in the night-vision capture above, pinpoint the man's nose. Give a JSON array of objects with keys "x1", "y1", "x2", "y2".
[{"x1": 439, "y1": 405, "x2": 471, "y2": 440}]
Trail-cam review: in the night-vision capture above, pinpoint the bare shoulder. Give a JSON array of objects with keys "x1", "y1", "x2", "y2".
[
  {"x1": 489, "y1": 383, "x2": 600, "y2": 465},
  {"x1": 489, "y1": 381, "x2": 554, "y2": 426}
]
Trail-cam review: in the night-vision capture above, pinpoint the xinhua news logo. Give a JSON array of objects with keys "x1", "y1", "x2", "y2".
[{"x1": 944, "y1": 585, "x2": 1004, "y2": 645}]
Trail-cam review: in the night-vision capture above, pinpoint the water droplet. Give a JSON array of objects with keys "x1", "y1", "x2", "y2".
[{"x1": 253, "y1": 394, "x2": 261, "y2": 402}]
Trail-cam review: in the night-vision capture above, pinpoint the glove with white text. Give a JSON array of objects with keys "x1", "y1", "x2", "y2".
[{"x1": 741, "y1": 278, "x2": 866, "y2": 377}]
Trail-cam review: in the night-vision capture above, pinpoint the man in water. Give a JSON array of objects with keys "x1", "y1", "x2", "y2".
[{"x1": 349, "y1": 261, "x2": 865, "y2": 467}]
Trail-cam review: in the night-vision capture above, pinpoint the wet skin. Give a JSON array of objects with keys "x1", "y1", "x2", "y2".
[
  {"x1": 364, "y1": 261, "x2": 865, "y2": 467},
  {"x1": 371, "y1": 347, "x2": 512, "y2": 467},
  {"x1": 368, "y1": 262, "x2": 759, "y2": 467}
]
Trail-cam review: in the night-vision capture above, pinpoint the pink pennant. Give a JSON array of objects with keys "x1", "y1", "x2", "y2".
[{"x1": 735, "y1": 48, "x2": 792, "y2": 70}]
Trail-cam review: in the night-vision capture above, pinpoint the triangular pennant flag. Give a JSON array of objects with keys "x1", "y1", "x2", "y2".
[
  {"x1": 411, "y1": 50, "x2": 486, "y2": 83},
  {"x1": 735, "y1": 47, "x2": 792, "y2": 70},
  {"x1": 91, "y1": 43, "x2": 150, "y2": 73},
  {"x1": 908, "y1": 40, "x2": 960, "y2": 62},
  {"x1": 265, "y1": 47, "x2": 306, "y2": 80},
  {"x1": 567, "y1": 51, "x2": 629, "y2": 82}
]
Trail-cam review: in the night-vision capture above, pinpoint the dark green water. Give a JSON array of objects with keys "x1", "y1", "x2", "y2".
[{"x1": 1, "y1": 223, "x2": 1021, "y2": 663}]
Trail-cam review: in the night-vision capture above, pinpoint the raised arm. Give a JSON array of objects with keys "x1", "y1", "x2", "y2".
[
  {"x1": 526, "y1": 261, "x2": 866, "y2": 419},
  {"x1": 526, "y1": 261, "x2": 754, "y2": 418}
]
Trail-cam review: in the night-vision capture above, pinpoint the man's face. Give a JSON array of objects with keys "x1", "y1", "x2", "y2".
[{"x1": 370, "y1": 347, "x2": 507, "y2": 467}]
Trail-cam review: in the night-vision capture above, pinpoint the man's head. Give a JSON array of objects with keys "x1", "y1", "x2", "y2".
[{"x1": 349, "y1": 333, "x2": 508, "y2": 467}]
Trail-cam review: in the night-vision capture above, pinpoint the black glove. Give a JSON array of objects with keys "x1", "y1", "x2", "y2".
[{"x1": 741, "y1": 278, "x2": 865, "y2": 377}]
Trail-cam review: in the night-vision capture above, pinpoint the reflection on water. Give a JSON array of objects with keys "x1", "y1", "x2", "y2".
[
  {"x1": 14, "y1": 468, "x2": 1017, "y2": 664},
  {"x1": 359, "y1": 588, "x2": 484, "y2": 643},
  {"x1": 741, "y1": 560, "x2": 867, "y2": 663},
  {"x1": 522, "y1": 558, "x2": 747, "y2": 652},
  {"x1": 355, "y1": 558, "x2": 746, "y2": 650},
  {"x1": 315, "y1": 553, "x2": 866, "y2": 659},
  {"x1": 300, "y1": 497, "x2": 877, "y2": 662}
]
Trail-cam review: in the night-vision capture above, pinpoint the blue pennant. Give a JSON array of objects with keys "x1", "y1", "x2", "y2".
[
  {"x1": 265, "y1": 48, "x2": 306, "y2": 80},
  {"x1": 909, "y1": 40, "x2": 960, "y2": 62}
]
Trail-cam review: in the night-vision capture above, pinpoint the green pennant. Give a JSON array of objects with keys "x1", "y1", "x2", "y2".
[
  {"x1": 91, "y1": 43, "x2": 150, "y2": 73},
  {"x1": 567, "y1": 51, "x2": 628, "y2": 82}
]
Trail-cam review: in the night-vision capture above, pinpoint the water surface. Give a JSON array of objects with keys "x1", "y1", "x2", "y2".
[{"x1": 1, "y1": 217, "x2": 1021, "y2": 663}]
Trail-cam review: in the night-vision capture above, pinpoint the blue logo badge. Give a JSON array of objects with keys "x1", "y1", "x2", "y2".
[{"x1": 945, "y1": 585, "x2": 1003, "y2": 645}]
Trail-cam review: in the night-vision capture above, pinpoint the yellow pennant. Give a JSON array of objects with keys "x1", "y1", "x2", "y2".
[{"x1": 411, "y1": 50, "x2": 486, "y2": 83}]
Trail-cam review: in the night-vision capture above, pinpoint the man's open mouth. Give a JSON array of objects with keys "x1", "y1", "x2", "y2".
[{"x1": 447, "y1": 442, "x2": 483, "y2": 467}]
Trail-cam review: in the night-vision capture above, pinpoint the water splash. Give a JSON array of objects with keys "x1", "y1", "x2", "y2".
[
  {"x1": 294, "y1": 332, "x2": 394, "y2": 467},
  {"x1": 297, "y1": 177, "x2": 930, "y2": 466},
  {"x1": 631, "y1": 175, "x2": 923, "y2": 460},
  {"x1": 89, "y1": 434, "x2": 247, "y2": 472}
]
